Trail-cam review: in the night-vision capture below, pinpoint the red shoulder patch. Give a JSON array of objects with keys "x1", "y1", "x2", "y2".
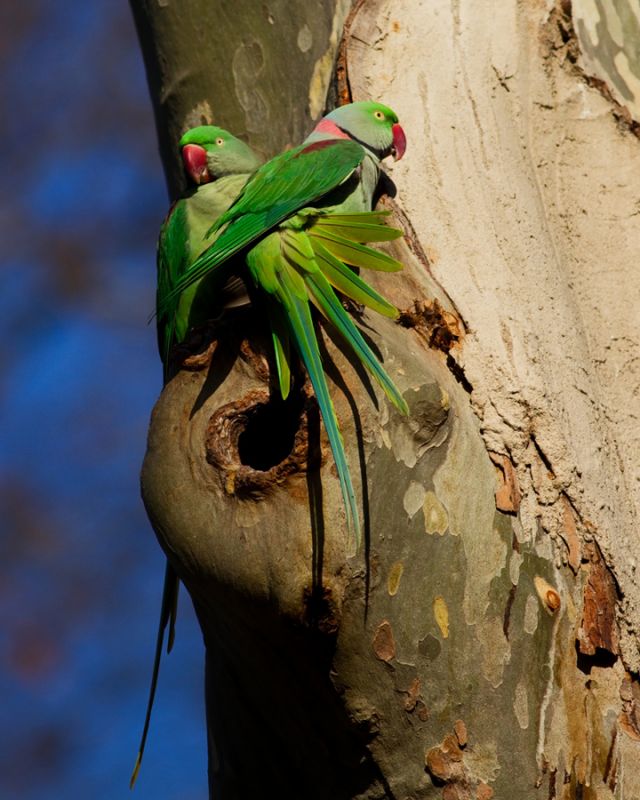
[
  {"x1": 296, "y1": 138, "x2": 345, "y2": 156},
  {"x1": 313, "y1": 118, "x2": 351, "y2": 139}
]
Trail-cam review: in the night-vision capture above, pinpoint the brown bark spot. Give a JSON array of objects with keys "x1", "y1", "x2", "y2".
[
  {"x1": 443, "y1": 785, "x2": 473, "y2": 800},
  {"x1": 425, "y1": 725, "x2": 493, "y2": 798},
  {"x1": 619, "y1": 675, "x2": 640, "y2": 741},
  {"x1": 545, "y1": 589, "x2": 561, "y2": 613},
  {"x1": 403, "y1": 677, "x2": 421, "y2": 712},
  {"x1": 489, "y1": 453, "x2": 521, "y2": 514},
  {"x1": 372, "y1": 620, "x2": 396, "y2": 663},
  {"x1": 576, "y1": 542, "x2": 620, "y2": 658},
  {"x1": 454, "y1": 719, "x2": 468, "y2": 748},
  {"x1": 399, "y1": 299, "x2": 462, "y2": 353},
  {"x1": 425, "y1": 735, "x2": 464, "y2": 781},
  {"x1": 534, "y1": 576, "x2": 561, "y2": 615}
]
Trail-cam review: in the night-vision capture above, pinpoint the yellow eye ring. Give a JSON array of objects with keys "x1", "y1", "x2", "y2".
[
  {"x1": 374, "y1": 110, "x2": 384, "y2": 120},
  {"x1": 216, "y1": 137, "x2": 225, "y2": 146}
]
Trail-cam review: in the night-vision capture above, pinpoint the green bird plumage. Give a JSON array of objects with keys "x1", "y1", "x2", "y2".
[
  {"x1": 157, "y1": 102, "x2": 409, "y2": 548},
  {"x1": 131, "y1": 126, "x2": 262, "y2": 789},
  {"x1": 157, "y1": 126, "x2": 263, "y2": 376}
]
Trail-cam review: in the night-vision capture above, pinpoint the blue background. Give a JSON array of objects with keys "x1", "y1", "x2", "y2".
[{"x1": 1, "y1": 4, "x2": 207, "y2": 797}]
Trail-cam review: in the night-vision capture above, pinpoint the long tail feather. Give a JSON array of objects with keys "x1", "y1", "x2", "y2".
[
  {"x1": 266, "y1": 301, "x2": 292, "y2": 399},
  {"x1": 310, "y1": 229, "x2": 403, "y2": 272},
  {"x1": 287, "y1": 294, "x2": 360, "y2": 544},
  {"x1": 263, "y1": 248, "x2": 360, "y2": 547},
  {"x1": 130, "y1": 563, "x2": 180, "y2": 789},
  {"x1": 304, "y1": 271, "x2": 408, "y2": 415},
  {"x1": 309, "y1": 239, "x2": 398, "y2": 318}
]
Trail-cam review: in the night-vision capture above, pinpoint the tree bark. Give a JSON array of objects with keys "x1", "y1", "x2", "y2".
[{"x1": 134, "y1": 1, "x2": 640, "y2": 797}]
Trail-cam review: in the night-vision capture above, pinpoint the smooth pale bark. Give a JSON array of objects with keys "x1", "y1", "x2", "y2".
[{"x1": 134, "y1": 0, "x2": 640, "y2": 797}]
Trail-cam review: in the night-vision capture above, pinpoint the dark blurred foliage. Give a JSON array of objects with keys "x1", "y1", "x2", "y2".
[{"x1": 0, "y1": 3, "x2": 207, "y2": 797}]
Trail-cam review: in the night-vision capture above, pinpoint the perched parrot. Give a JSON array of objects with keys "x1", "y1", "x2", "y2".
[
  {"x1": 131, "y1": 126, "x2": 262, "y2": 788},
  {"x1": 157, "y1": 101, "x2": 409, "y2": 548},
  {"x1": 157, "y1": 125, "x2": 263, "y2": 376}
]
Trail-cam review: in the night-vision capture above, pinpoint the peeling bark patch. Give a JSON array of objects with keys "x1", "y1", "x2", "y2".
[
  {"x1": 514, "y1": 679, "x2": 529, "y2": 729},
  {"x1": 232, "y1": 39, "x2": 269, "y2": 133},
  {"x1": 543, "y1": 0, "x2": 640, "y2": 136},
  {"x1": 390, "y1": 382, "x2": 450, "y2": 468},
  {"x1": 573, "y1": 0, "x2": 640, "y2": 123},
  {"x1": 372, "y1": 620, "x2": 396, "y2": 662},
  {"x1": 403, "y1": 481, "x2": 426, "y2": 518},
  {"x1": 454, "y1": 720, "x2": 468, "y2": 748},
  {"x1": 489, "y1": 453, "x2": 521, "y2": 514},
  {"x1": 434, "y1": 596, "x2": 450, "y2": 638},
  {"x1": 398, "y1": 298, "x2": 462, "y2": 353},
  {"x1": 524, "y1": 594, "x2": 540, "y2": 634},
  {"x1": 402, "y1": 676, "x2": 429, "y2": 721},
  {"x1": 423, "y1": 491, "x2": 449, "y2": 535},
  {"x1": 425, "y1": 733, "x2": 464, "y2": 782},
  {"x1": 560, "y1": 495, "x2": 582, "y2": 573},
  {"x1": 297, "y1": 24, "x2": 313, "y2": 52},
  {"x1": 619, "y1": 675, "x2": 640, "y2": 740},
  {"x1": 576, "y1": 542, "x2": 620, "y2": 660},
  {"x1": 534, "y1": 576, "x2": 562, "y2": 615},
  {"x1": 387, "y1": 561, "x2": 404, "y2": 596},
  {"x1": 418, "y1": 633, "x2": 441, "y2": 661},
  {"x1": 477, "y1": 616, "x2": 510, "y2": 687},
  {"x1": 425, "y1": 726, "x2": 494, "y2": 798}
]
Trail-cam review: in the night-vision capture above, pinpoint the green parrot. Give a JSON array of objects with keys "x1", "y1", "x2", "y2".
[
  {"x1": 157, "y1": 125, "x2": 263, "y2": 376},
  {"x1": 157, "y1": 101, "x2": 409, "y2": 547},
  {"x1": 131, "y1": 126, "x2": 262, "y2": 789}
]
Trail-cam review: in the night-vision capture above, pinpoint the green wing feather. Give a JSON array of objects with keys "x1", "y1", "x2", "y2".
[
  {"x1": 311, "y1": 215, "x2": 404, "y2": 243},
  {"x1": 158, "y1": 139, "x2": 365, "y2": 313},
  {"x1": 309, "y1": 239, "x2": 398, "y2": 318},
  {"x1": 156, "y1": 202, "x2": 190, "y2": 377},
  {"x1": 309, "y1": 228, "x2": 404, "y2": 272},
  {"x1": 303, "y1": 265, "x2": 408, "y2": 415},
  {"x1": 266, "y1": 301, "x2": 292, "y2": 400}
]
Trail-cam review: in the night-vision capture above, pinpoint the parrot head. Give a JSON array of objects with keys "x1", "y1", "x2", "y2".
[
  {"x1": 316, "y1": 101, "x2": 406, "y2": 161},
  {"x1": 179, "y1": 126, "x2": 262, "y2": 185}
]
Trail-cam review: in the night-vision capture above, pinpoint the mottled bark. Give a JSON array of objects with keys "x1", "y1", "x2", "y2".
[
  {"x1": 134, "y1": 1, "x2": 640, "y2": 798},
  {"x1": 131, "y1": 0, "x2": 351, "y2": 198}
]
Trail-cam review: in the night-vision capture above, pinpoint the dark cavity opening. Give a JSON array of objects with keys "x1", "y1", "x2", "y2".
[
  {"x1": 238, "y1": 392, "x2": 304, "y2": 472},
  {"x1": 575, "y1": 640, "x2": 618, "y2": 675}
]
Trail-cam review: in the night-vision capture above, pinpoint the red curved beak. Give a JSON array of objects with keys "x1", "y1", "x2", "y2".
[
  {"x1": 182, "y1": 143, "x2": 210, "y2": 184},
  {"x1": 391, "y1": 123, "x2": 406, "y2": 161}
]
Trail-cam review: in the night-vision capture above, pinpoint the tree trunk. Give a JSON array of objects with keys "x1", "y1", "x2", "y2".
[{"x1": 133, "y1": 1, "x2": 640, "y2": 797}]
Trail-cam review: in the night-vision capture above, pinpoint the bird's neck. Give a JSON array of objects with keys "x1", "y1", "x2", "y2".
[{"x1": 305, "y1": 118, "x2": 351, "y2": 143}]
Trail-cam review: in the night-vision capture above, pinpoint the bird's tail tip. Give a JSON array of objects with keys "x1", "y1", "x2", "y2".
[{"x1": 129, "y1": 754, "x2": 142, "y2": 790}]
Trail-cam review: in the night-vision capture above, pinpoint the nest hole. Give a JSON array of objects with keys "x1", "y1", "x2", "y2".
[{"x1": 237, "y1": 392, "x2": 305, "y2": 472}]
